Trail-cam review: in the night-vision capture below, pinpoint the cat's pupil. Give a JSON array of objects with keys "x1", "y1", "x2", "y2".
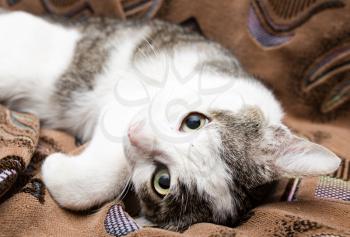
[
  {"x1": 186, "y1": 115, "x2": 201, "y2": 129},
  {"x1": 158, "y1": 174, "x2": 170, "y2": 189}
]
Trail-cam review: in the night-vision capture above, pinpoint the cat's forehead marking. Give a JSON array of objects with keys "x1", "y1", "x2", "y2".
[
  {"x1": 212, "y1": 106, "x2": 266, "y2": 158},
  {"x1": 211, "y1": 106, "x2": 265, "y2": 125},
  {"x1": 213, "y1": 107, "x2": 278, "y2": 187}
]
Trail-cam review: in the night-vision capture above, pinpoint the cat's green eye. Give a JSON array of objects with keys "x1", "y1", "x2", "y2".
[
  {"x1": 152, "y1": 168, "x2": 171, "y2": 197},
  {"x1": 180, "y1": 112, "x2": 209, "y2": 132}
]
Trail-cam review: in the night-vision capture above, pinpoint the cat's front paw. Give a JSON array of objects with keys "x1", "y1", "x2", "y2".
[
  {"x1": 42, "y1": 152, "x2": 106, "y2": 210},
  {"x1": 42, "y1": 153, "x2": 71, "y2": 183},
  {"x1": 41, "y1": 153, "x2": 85, "y2": 209},
  {"x1": 41, "y1": 153, "x2": 74, "y2": 201}
]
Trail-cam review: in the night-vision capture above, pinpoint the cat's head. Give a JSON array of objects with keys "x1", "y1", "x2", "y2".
[{"x1": 123, "y1": 80, "x2": 341, "y2": 231}]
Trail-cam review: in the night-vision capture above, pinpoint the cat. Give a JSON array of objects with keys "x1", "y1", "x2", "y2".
[{"x1": 0, "y1": 10, "x2": 341, "y2": 231}]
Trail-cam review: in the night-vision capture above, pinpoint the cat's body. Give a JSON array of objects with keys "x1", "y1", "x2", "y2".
[{"x1": 0, "y1": 11, "x2": 341, "y2": 230}]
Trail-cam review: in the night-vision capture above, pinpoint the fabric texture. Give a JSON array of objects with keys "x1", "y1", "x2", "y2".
[
  {"x1": 0, "y1": 0, "x2": 164, "y2": 19},
  {"x1": 0, "y1": 0, "x2": 349, "y2": 236}
]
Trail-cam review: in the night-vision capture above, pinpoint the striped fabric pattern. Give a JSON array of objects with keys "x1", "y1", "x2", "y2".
[
  {"x1": 104, "y1": 204, "x2": 140, "y2": 236},
  {"x1": 315, "y1": 176, "x2": 350, "y2": 201}
]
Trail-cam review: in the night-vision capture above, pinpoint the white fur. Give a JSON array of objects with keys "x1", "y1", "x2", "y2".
[
  {"x1": 0, "y1": 11, "x2": 340, "y2": 217},
  {"x1": 0, "y1": 11, "x2": 80, "y2": 117}
]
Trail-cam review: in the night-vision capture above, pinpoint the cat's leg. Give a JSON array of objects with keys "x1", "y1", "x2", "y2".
[
  {"x1": 0, "y1": 11, "x2": 79, "y2": 112},
  {"x1": 41, "y1": 103, "x2": 132, "y2": 210}
]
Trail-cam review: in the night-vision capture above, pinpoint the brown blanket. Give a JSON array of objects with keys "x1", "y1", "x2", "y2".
[{"x1": 0, "y1": 0, "x2": 349, "y2": 236}]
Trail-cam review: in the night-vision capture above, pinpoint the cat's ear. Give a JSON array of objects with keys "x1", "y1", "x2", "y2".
[{"x1": 275, "y1": 131, "x2": 341, "y2": 177}]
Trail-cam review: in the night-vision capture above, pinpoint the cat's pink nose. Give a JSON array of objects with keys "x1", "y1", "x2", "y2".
[
  {"x1": 128, "y1": 121, "x2": 157, "y2": 155},
  {"x1": 128, "y1": 122, "x2": 144, "y2": 146}
]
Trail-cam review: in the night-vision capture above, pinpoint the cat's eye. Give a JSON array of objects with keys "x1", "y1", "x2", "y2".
[
  {"x1": 180, "y1": 112, "x2": 209, "y2": 132},
  {"x1": 152, "y1": 168, "x2": 171, "y2": 197}
]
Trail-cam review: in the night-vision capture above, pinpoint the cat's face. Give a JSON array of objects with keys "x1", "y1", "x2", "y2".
[{"x1": 123, "y1": 81, "x2": 340, "y2": 231}]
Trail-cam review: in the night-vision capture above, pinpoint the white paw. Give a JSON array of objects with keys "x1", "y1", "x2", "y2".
[
  {"x1": 42, "y1": 153, "x2": 71, "y2": 181},
  {"x1": 42, "y1": 153, "x2": 72, "y2": 187},
  {"x1": 42, "y1": 153, "x2": 106, "y2": 210},
  {"x1": 41, "y1": 153, "x2": 77, "y2": 206}
]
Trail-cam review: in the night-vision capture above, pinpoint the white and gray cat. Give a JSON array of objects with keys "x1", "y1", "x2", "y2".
[{"x1": 0, "y1": 11, "x2": 341, "y2": 230}]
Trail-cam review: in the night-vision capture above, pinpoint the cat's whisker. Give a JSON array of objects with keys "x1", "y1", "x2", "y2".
[
  {"x1": 135, "y1": 46, "x2": 149, "y2": 60},
  {"x1": 115, "y1": 175, "x2": 133, "y2": 201},
  {"x1": 144, "y1": 38, "x2": 160, "y2": 58}
]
